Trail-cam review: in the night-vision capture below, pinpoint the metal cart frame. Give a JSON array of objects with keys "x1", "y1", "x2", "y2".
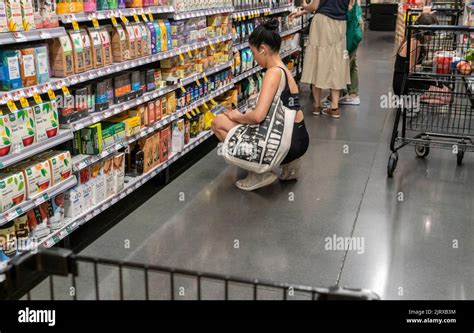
[
  {"x1": 0, "y1": 248, "x2": 379, "y2": 301},
  {"x1": 388, "y1": 24, "x2": 474, "y2": 177}
]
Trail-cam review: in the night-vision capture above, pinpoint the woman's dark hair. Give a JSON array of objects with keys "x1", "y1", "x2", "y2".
[
  {"x1": 413, "y1": 13, "x2": 439, "y2": 41},
  {"x1": 249, "y1": 19, "x2": 281, "y2": 52}
]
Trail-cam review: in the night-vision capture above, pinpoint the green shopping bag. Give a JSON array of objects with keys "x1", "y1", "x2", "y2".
[{"x1": 346, "y1": 3, "x2": 363, "y2": 54}]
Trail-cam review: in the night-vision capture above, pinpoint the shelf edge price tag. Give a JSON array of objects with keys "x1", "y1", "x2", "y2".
[
  {"x1": 121, "y1": 15, "x2": 129, "y2": 25},
  {"x1": 72, "y1": 19, "x2": 80, "y2": 31},
  {"x1": 19, "y1": 96, "x2": 29, "y2": 109},
  {"x1": 210, "y1": 98, "x2": 218, "y2": 106},
  {"x1": 141, "y1": 13, "x2": 148, "y2": 22},
  {"x1": 47, "y1": 89, "x2": 56, "y2": 100},
  {"x1": 111, "y1": 15, "x2": 118, "y2": 25},
  {"x1": 133, "y1": 13, "x2": 140, "y2": 23},
  {"x1": 92, "y1": 17, "x2": 100, "y2": 28},
  {"x1": 6, "y1": 100, "x2": 17, "y2": 111},
  {"x1": 33, "y1": 93, "x2": 43, "y2": 104},
  {"x1": 195, "y1": 79, "x2": 201, "y2": 86},
  {"x1": 61, "y1": 86, "x2": 71, "y2": 96}
]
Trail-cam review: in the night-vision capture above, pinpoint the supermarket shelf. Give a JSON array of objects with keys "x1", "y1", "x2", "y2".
[
  {"x1": 62, "y1": 85, "x2": 176, "y2": 131},
  {"x1": 59, "y1": 6, "x2": 175, "y2": 23},
  {"x1": 232, "y1": 65, "x2": 262, "y2": 83},
  {"x1": 231, "y1": 5, "x2": 294, "y2": 18},
  {"x1": 71, "y1": 83, "x2": 233, "y2": 171},
  {"x1": 63, "y1": 60, "x2": 233, "y2": 132},
  {"x1": 0, "y1": 33, "x2": 233, "y2": 104},
  {"x1": 281, "y1": 46, "x2": 301, "y2": 58},
  {"x1": 280, "y1": 26, "x2": 302, "y2": 38},
  {"x1": 0, "y1": 130, "x2": 73, "y2": 170},
  {"x1": 0, "y1": 176, "x2": 77, "y2": 227},
  {"x1": 178, "y1": 60, "x2": 233, "y2": 87},
  {"x1": 0, "y1": 27, "x2": 67, "y2": 45},
  {"x1": 233, "y1": 41, "x2": 249, "y2": 51},
  {"x1": 41, "y1": 127, "x2": 220, "y2": 248},
  {"x1": 173, "y1": 7, "x2": 234, "y2": 20},
  {"x1": 233, "y1": 27, "x2": 301, "y2": 51}
]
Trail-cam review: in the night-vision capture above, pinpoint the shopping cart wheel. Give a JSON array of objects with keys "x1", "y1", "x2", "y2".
[
  {"x1": 387, "y1": 153, "x2": 398, "y2": 178},
  {"x1": 457, "y1": 151, "x2": 464, "y2": 166},
  {"x1": 415, "y1": 144, "x2": 430, "y2": 158}
]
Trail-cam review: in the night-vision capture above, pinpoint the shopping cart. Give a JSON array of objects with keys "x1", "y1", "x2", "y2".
[
  {"x1": 404, "y1": 2, "x2": 463, "y2": 30},
  {"x1": 0, "y1": 247, "x2": 380, "y2": 301},
  {"x1": 388, "y1": 25, "x2": 474, "y2": 177}
]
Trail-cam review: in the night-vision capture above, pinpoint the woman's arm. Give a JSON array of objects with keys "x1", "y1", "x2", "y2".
[
  {"x1": 409, "y1": 38, "x2": 421, "y2": 71},
  {"x1": 228, "y1": 68, "x2": 282, "y2": 125}
]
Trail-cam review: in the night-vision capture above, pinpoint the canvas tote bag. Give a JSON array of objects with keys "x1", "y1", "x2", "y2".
[{"x1": 222, "y1": 67, "x2": 296, "y2": 174}]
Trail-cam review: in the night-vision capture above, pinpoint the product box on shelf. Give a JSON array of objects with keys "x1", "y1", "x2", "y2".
[
  {"x1": 6, "y1": 107, "x2": 35, "y2": 153},
  {"x1": 87, "y1": 28, "x2": 104, "y2": 69},
  {"x1": 41, "y1": 0, "x2": 59, "y2": 28},
  {"x1": 90, "y1": 162, "x2": 106, "y2": 205},
  {"x1": 160, "y1": 125, "x2": 170, "y2": 162},
  {"x1": 19, "y1": 0, "x2": 35, "y2": 30},
  {"x1": 32, "y1": 100, "x2": 58, "y2": 143},
  {"x1": 139, "y1": 135, "x2": 153, "y2": 173},
  {"x1": 78, "y1": 181, "x2": 92, "y2": 212},
  {"x1": 146, "y1": 21, "x2": 157, "y2": 55},
  {"x1": 14, "y1": 214, "x2": 30, "y2": 252},
  {"x1": 83, "y1": 0, "x2": 96, "y2": 12},
  {"x1": 125, "y1": 24, "x2": 137, "y2": 59},
  {"x1": 103, "y1": 156, "x2": 114, "y2": 198},
  {"x1": 113, "y1": 152, "x2": 124, "y2": 193},
  {"x1": 48, "y1": 35, "x2": 74, "y2": 77},
  {"x1": 26, "y1": 203, "x2": 50, "y2": 238},
  {"x1": 48, "y1": 193, "x2": 64, "y2": 230},
  {"x1": 100, "y1": 123, "x2": 115, "y2": 148},
  {"x1": 0, "y1": 49, "x2": 22, "y2": 90},
  {"x1": 33, "y1": 150, "x2": 72, "y2": 185},
  {"x1": 138, "y1": 23, "x2": 149, "y2": 56},
  {"x1": 128, "y1": 107, "x2": 145, "y2": 130},
  {"x1": 113, "y1": 72, "x2": 131, "y2": 104},
  {"x1": 34, "y1": 45, "x2": 50, "y2": 84},
  {"x1": 171, "y1": 119, "x2": 184, "y2": 153},
  {"x1": 64, "y1": 187, "x2": 82, "y2": 218},
  {"x1": 19, "y1": 48, "x2": 37, "y2": 87},
  {"x1": 107, "y1": 114, "x2": 141, "y2": 137},
  {"x1": 80, "y1": 29, "x2": 93, "y2": 72},
  {"x1": 0, "y1": 171, "x2": 26, "y2": 212},
  {"x1": 68, "y1": 30, "x2": 86, "y2": 73},
  {"x1": 13, "y1": 159, "x2": 51, "y2": 198},
  {"x1": 80, "y1": 123, "x2": 103, "y2": 155},
  {"x1": 0, "y1": 221, "x2": 17, "y2": 261},
  {"x1": 0, "y1": 114, "x2": 12, "y2": 157},
  {"x1": 5, "y1": 0, "x2": 23, "y2": 31},
  {"x1": 132, "y1": 24, "x2": 142, "y2": 59},
  {"x1": 151, "y1": 131, "x2": 160, "y2": 167},
  {"x1": 112, "y1": 24, "x2": 130, "y2": 62},
  {"x1": 98, "y1": 27, "x2": 113, "y2": 65},
  {"x1": 0, "y1": 1, "x2": 8, "y2": 32}
]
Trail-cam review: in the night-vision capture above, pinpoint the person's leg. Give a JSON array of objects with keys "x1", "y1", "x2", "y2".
[
  {"x1": 312, "y1": 85, "x2": 323, "y2": 115},
  {"x1": 322, "y1": 89, "x2": 341, "y2": 118},
  {"x1": 211, "y1": 114, "x2": 239, "y2": 142}
]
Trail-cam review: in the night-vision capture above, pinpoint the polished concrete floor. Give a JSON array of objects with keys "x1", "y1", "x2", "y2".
[{"x1": 28, "y1": 31, "x2": 474, "y2": 300}]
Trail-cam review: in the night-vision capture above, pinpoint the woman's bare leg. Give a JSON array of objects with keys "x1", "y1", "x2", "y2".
[
  {"x1": 211, "y1": 114, "x2": 240, "y2": 142},
  {"x1": 312, "y1": 85, "x2": 322, "y2": 107}
]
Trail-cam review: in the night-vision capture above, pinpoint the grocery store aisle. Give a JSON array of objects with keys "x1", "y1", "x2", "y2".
[{"x1": 30, "y1": 31, "x2": 474, "y2": 300}]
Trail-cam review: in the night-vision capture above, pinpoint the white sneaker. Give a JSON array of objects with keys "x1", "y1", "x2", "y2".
[
  {"x1": 280, "y1": 159, "x2": 301, "y2": 181},
  {"x1": 235, "y1": 171, "x2": 278, "y2": 191},
  {"x1": 321, "y1": 97, "x2": 331, "y2": 108},
  {"x1": 339, "y1": 95, "x2": 360, "y2": 105}
]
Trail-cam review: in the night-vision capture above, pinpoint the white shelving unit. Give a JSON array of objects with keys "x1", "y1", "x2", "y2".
[
  {"x1": 40, "y1": 123, "x2": 223, "y2": 248},
  {"x1": 232, "y1": 4, "x2": 294, "y2": 18},
  {"x1": 0, "y1": 130, "x2": 73, "y2": 170},
  {"x1": 71, "y1": 83, "x2": 234, "y2": 171},
  {"x1": 0, "y1": 176, "x2": 77, "y2": 227},
  {"x1": 0, "y1": 27, "x2": 67, "y2": 45},
  {"x1": 173, "y1": 7, "x2": 234, "y2": 20},
  {"x1": 59, "y1": 6, "x2": 175, "y2": 23},
  {"x1": 1, "y1": 33, "x2": 233, "y2": 103}
]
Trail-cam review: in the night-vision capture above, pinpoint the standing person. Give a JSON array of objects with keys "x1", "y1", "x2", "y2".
[
  {"x1": 340, "y1": 0, "x2": 362, "y2": 105},
  {"x1": 211, "y1": 20, "x2": 309, "y2": 191},
  {"x1": 290, "y1": 0, "x2": 350, "y2": 119}
]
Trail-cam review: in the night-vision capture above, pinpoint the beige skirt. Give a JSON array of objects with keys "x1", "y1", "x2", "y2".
[{"x1": 301, "y1": 14, "x2": 351, "y2": 90}]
